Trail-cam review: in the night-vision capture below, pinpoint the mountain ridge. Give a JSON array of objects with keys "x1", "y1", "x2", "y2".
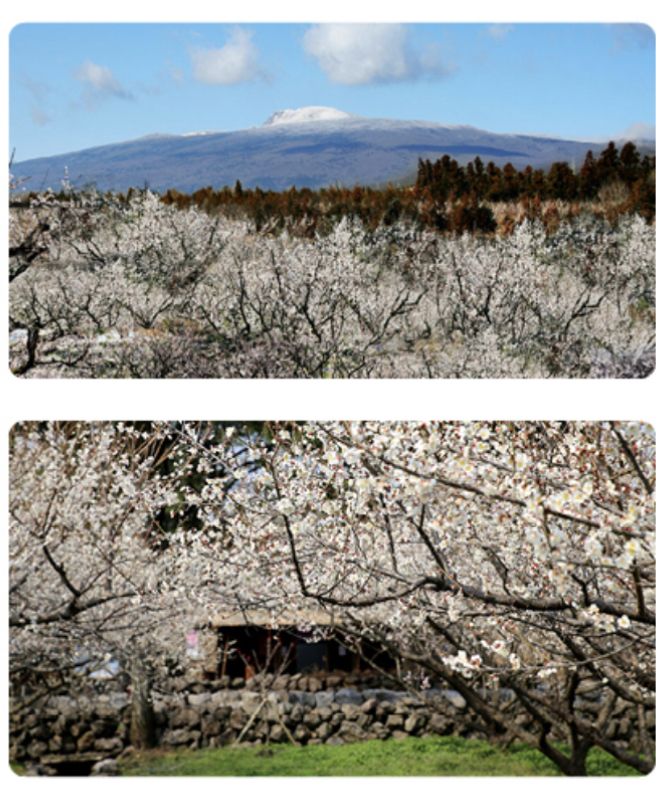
[{"x1": 11, "y1": 107, "x2": 653, "y2": 194}]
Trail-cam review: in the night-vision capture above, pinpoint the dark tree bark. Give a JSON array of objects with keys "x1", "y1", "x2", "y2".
[{"x1": 129, "y1": 655, "x2": 156, "y2": 749}]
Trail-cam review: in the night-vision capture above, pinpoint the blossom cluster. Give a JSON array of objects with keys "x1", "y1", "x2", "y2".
[
  {"x1": 162, "y1": 421, "x2": 655, "y2": 689},
  {"x1": 9, "y1": 188, "x2": 655, "y2": 378}
]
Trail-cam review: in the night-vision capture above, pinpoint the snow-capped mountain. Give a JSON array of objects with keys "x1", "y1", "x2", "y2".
[
  {"x1": 11, "y1": 107, "x2": 634, "y2": 194},
  {"x1": 262, "y1": 106, "x2": 360, "y2": 126}
]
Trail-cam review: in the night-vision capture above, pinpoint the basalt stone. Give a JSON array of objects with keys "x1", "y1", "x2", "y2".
[
  {"x1": 338, "y1": 720, "x2": 367, "y2": 743},
  {"x1": 269, "y1": 724, "x2": 288, "y2": 743},
  {"x1": 265, "y1": 702, "x2": 291, "y2": 723},
  {"x1": 334, "y1": 688, "x2": 363, "y2": 706},
  {"x1": 29, "y1": 723, "x2": 50, "y2": 741},
  {"x1": 91, "y1": 758, "x2": 120, "y2": 776},
  {"x1": 188, "y1": 692, "x2": 212, "y2": 708},
  {"x1": 341, "y1": 704, "x2": 360, "y2": 721},
  {"x1": 27, "y1": 740, "x2": 50, "y2": 759},
  {"x1": 315, "y1": 722, "x2": 333, "y2": 739},
  {"x1": 162, "y1": 728, "x2": 197, "y2": 747},
  {"x1": 628, "y1": 734, "x2": 642, "y2": 755},
  {"x1": 315, "y1": 691, "x2": 335, "y2": 708},
  {"x1": 212, "y1": 690, "x2": 241, "y2": 707},
  {"x1": 229, "y1": 709, "x2": 247, "y2": 731},
  {"x1": 48, "y1": 735, "x2": 64, "y2": 753},
  {"x1": 315, "y1": 705, "x2": 333, "y2": 722},
  {"x1": 446, "y1": 694, "x2": 467, "y2": 711},
  {"x1": 10, "y1": 744, "x2": 26, "y2": 762},
  {"x1": 91, "y1": 718, "x2": 118, "y2": 738},
  {"x1": 171, "y1": 706, "x2": 200, "y2": 729},
  {"x1": 427, "y1": 714, "x2": 454, "y2": 736},
  {"x1": 308, "y1": 677, "x2": 324, "y2": 693},
  {"x1": 241, "y1": 692, "x2": 263, "y2": 715},
  {"x1": 272, "y1": 675, "x2": 290, "y2": 691},
  {"x1": 213, "y1": 705, "x2": 232, "y2": 722},
  {"x1": 49, "y1": 696, "x2": 79, "y2": 716},
  {"x1": 291, "y1": 691, "x2": 316, "y2": 709},
  {"x1": 98, "y1": 693, "x2": 131, "y2": 714},
  {"x1": 267, "y1": 690, "x2": 290, "y2": 705},
  {"x1": 290, "y1": 704, "x2": 304, "y2": 724},
  {"x1": 363, "y1": 689, "x2": 404, "y2": 705},
  {"x1": 369, "y1": 721, "x2": 390, "y2": 740},
  {"x1": 170, "y1": 677, "x2": 189, "y2": 693},
  {"x1": 94, "y1": 737, "x2": 123, "y2": 755},
  {"x1": 77, "y1": 730, "x2": 97, "y2": 752},
  {"x1": 405, "y1": 714, "x2": 425, "y2": 734},
  {"x1": 201, "y1": 717, "x2": 222, "y2": 737},
  {"x1": 255, "y1": 721, "x2": 270, "y2": 739},
  {"x1": 28, "y1": 763, "x2": 60, "y2": 776},
  {"x1": 211, "y1": 730, "x2": 236, "y2": 748}
]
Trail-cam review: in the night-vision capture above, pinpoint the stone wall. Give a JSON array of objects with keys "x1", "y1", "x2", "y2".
[{"x1": 10, "y1": 672, "x2": 655, "y2": 773}]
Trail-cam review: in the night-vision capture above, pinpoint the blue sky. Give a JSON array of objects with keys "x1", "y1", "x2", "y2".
[{"x1": 9, "y1": 22, "x2": 656, "y2": 163}]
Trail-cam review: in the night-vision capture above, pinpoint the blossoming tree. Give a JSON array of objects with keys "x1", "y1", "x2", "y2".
[
  {"x1": 9, "y1": 421, "x2": 656, "y2": 772},
  {"x1": 8, "y1": 422, "x2": 205, "y2": 748},
  {"x1": 164, "y1": 420, "x2": 655, "y2": 775},
  {"x1": 9, "y1": 185, "x2": 655, "y2": 378}
]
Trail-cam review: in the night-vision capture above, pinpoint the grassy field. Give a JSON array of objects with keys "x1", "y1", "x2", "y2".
[{"x1": 117, "y1": 736, "x2": 644, "y2": 777}]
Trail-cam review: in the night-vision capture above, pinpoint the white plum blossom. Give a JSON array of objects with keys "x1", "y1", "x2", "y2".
[
  {"x1": 275, "y1": 498, "x2": 296, "y2": 515},
  {"x1": 10, "y1": 420, "x2": 655, "y2": 775},
  {"x1": 9, "y1": 187, "x2": 655, "y2": 379}
]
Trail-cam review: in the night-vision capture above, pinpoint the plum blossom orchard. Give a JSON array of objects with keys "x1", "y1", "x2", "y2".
[
  {"x1": 9, "y1": 186, "x2": 655, "y2": 378},
  {"x1": 8, "y1": 422, "x2": 656, "y2": 773},
  {"x1": 162, "y1": 421, "x2": 655, "y2": 775},
  {"x1": 8, "y1": 422, "x2": 205, "y2": 748}
]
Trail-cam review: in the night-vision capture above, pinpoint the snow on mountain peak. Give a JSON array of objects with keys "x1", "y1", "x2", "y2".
[{"x1": 263, "y1": 106, "x2": 359, "y2": 127}]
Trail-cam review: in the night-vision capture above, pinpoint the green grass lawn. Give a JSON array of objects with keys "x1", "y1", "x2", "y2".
[{"x1": 117, "y1": 736, "x2": 645, "y2": 777}]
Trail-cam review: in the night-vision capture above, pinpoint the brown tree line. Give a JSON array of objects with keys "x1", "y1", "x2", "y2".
[
  {"x1": 166, "y1": 141, "x2": 654, "y2": 235},
  {"x1": 12, "y1": 141, "x2": 654, "y2": 238}
]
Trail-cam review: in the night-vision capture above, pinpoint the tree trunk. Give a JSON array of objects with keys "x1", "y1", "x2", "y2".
[{"x1": 129, "y1": 655, "x2": 156, "y2": 749}]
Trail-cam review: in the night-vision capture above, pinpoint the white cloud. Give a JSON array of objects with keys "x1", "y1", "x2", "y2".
[
  {"x1": 617, "y1": 122, "x2": 656, "y2": 142},
  {"x1": 486, "y1": 24, "x2": 514, "y2": 40},
  {"x1": 190, "y1": 28, "x2": 263, "y2": 85},
  {"x1": 303, "y1": 24, "x2": 454, "y2": 85},
  {"x1": 574, "y1": 123, "x2": 656, "y2": 144},
  {"x1": 73, "y1": 60, "x2": 132, "y2": 108}
]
